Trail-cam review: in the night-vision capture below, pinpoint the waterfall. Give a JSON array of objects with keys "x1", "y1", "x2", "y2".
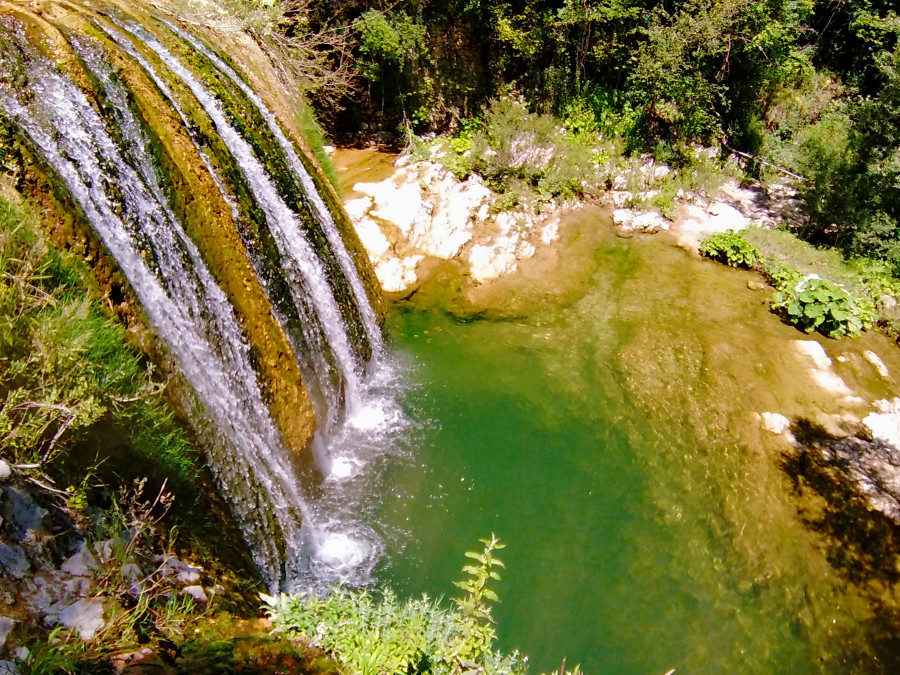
[
  {"x1": 164, "y1": 22, "x2": 386, "y2": 361},
  {"x1": 0, "y1": 35, "x2": 310, "y2": 590},
  {"x1": 0, "y1": 7, "x2": 403, "y2": 590},
  {"x1": 116, "y1": 21, "x2": 368, "y2": 420}
]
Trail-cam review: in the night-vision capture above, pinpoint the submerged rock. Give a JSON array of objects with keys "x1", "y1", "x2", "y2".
[
  {"x1": 864, "y1": 399, "x2": 900, "y2": 449},
  {"x1": 760, "y1": 412, "x2": 792, "y2": 436},
  {"x1": 863, "y1": 350, "x2": 891, "y2": 379},
  {"x1": 793, "y1": 340, "x2": 863, "y2": 404}
]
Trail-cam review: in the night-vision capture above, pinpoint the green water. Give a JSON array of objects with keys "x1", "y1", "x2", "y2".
[{"x1": 373, "y1": 217, "x2": 899, "y2": 673}]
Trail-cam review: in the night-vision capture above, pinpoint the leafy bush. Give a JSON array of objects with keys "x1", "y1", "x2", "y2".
[
  {"x1": 264, "y1": 535, "x2": 525, "y2": 675},
  {"x1": 430, "y1": 97, "x2": 600, "y2": 205},
  {"x1": 771, "y1": 277, "x2": 875, "y2": 338},
  {"x1": 699, "y1": 231, "x2": 761, "y2": 268},
  {"x1": 761, "y1": 258, "x2": 806, "y2": 292}
]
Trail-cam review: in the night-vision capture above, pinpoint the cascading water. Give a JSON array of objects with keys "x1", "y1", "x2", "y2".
[
  {"x1": 116, "y1": 20, "x2": 368, "y2": 420},
  {"x1": 0, "y1": 4, "x2": 408, "y2": 590},
  {"x1": 164, "y1": 21, "x2": 386, "y2": 362},
  {"x1": 0, "y1": 31, "x2": 310, "y2": 589}
]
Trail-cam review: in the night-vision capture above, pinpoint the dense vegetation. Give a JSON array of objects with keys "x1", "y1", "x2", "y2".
[
  {"x1": 264, "y1": 535, "x2": 528, "y2": 675},
  {"x1": 0, "y1": 198, "x2": 201, "y2": 505},
  {"x1": 0, "y1": 198, "x2": 261, "y2": 670},
  {"x1": 259, "y1": 0, "x2": 899, "y2": 272},
  {"x1": 699, "y1": 229, "x2": 879, "y2": 338}
]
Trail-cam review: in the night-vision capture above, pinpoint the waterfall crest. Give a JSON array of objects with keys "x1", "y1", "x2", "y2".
[{"x1": 0, "y1": 0, "x2": 399, "y2": 591}]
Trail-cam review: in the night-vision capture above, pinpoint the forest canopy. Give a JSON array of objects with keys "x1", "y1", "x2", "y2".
[{"x1": 252, "y1": 0, "x2": 899, "y2": 269}]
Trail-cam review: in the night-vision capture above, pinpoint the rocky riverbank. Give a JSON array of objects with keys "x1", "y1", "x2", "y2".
[
  {"x1": 335, "y1": 148, "x2": 804, "y2": 296},
  {"x1": 0, "y1": 469, "x2": 229, "y2": 669}
]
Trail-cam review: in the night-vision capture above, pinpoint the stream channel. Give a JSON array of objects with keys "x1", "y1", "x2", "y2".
[{"x1": 333, "y1": 151, "x2": 900, "y2": 673}]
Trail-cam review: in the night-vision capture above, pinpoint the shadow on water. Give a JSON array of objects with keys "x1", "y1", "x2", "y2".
[{"x1": 783, "y1": 418, "x2": 900, "y2": 670}]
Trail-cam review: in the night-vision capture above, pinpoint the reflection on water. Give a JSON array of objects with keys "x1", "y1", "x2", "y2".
[{"x1": 373, "y1": 213, "x2": 900, "y2": 673}]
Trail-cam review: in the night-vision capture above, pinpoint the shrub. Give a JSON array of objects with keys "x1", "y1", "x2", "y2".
[
  {"x1": 430, "y1": 97, "x2": 600, "y2": 205},
  {"x1": 771, "y1": 277, "x2": 875, "y2": 338},
  {"x1": 760, "y1": 258, "x2": 806, "y2": 291},
  {"x1": 699, "y1": 231, "x2": 761, "y2": 268},
  {"x1": 264, "y1": 535, "x2": 525, "y2": 675}
]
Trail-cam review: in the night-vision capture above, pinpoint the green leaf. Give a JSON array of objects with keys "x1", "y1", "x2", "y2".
[{"x1": 805, "y1": 304, "x2": 825, "y2": 317}]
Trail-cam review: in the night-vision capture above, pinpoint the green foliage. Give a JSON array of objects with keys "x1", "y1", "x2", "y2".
[
  {"x1": 700, "y1": 227, "x2": 882, "y2": 338},
  {"x1": 699, "y1": 231, "x2": 761, "y2": 268},
  {"x1": 0, "y1": 197, "x2": 199, "y2": 507},
  {"x1": 264, "y1": 536, "x2": 524, "y2": 675},
  {"x1": 771, "y1": 277, "x2": 875, "y2": 338},
  {"x1": 432, "y1": 97, "x2": 600, "y2": 204},
  {"x1": 761, "y1": 258, "x2": 806, "y2": 292}
]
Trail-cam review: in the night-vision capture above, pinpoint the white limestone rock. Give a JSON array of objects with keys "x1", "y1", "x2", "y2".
[
  {"x1": 613, "y1": 209, "x2": 670, "y2": 233},
  {"x1": 55, "y1": 598, "x2": 105, "y2": 640},
  {"x1": 760, "y1": 412, "x2": 791, "y2": 435},
  {"x1": 60, "y1": 544, "x2": 98, "y2": 577},
  {"x1": 374, "y1": 255, "x2": 423, "y2": 293},
  {"x1": 468, "y1": 242, "x2": 519, "y2": 283},
  {"x1": 863, "y1": 398, "x2": 900, "y2": 448}
]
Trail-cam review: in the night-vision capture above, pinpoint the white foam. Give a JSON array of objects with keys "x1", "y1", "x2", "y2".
[
  {"x1": 316, "y1": 533, "x2": 367, "y2": 567},
  {"x1": 349, "y1": 398, "x2": 391, "y2": 431},
  {"x1": 328, "y1": 456, "x2": 358, "y2": 480}
]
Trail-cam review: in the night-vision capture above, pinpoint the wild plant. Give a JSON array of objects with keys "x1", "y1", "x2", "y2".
[{"x1": 264, "y1": 535, "x2": 525, "y2": 674}]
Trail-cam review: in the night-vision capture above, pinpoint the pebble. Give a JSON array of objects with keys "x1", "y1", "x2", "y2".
[
  {"x1": 0, "y1": 544, "x2": 29, "y2": 578},
  {"x1": 182, "y1": 585, "x2": 208, "y2": 604},
  {"x1": 0, "y1": 617, "x2": 14, "y2": 653}
]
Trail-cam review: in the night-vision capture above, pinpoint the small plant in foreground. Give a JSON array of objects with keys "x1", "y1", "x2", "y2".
[
  {"x1": 263, "y1": 535, "x2": 524, "y2": 675},
  {"x1": 699, "y1": 231, "x2": 760, "y2": 268},
  {"x1": 771, "y1": 277, "x2": 875, "y2": 338}
]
